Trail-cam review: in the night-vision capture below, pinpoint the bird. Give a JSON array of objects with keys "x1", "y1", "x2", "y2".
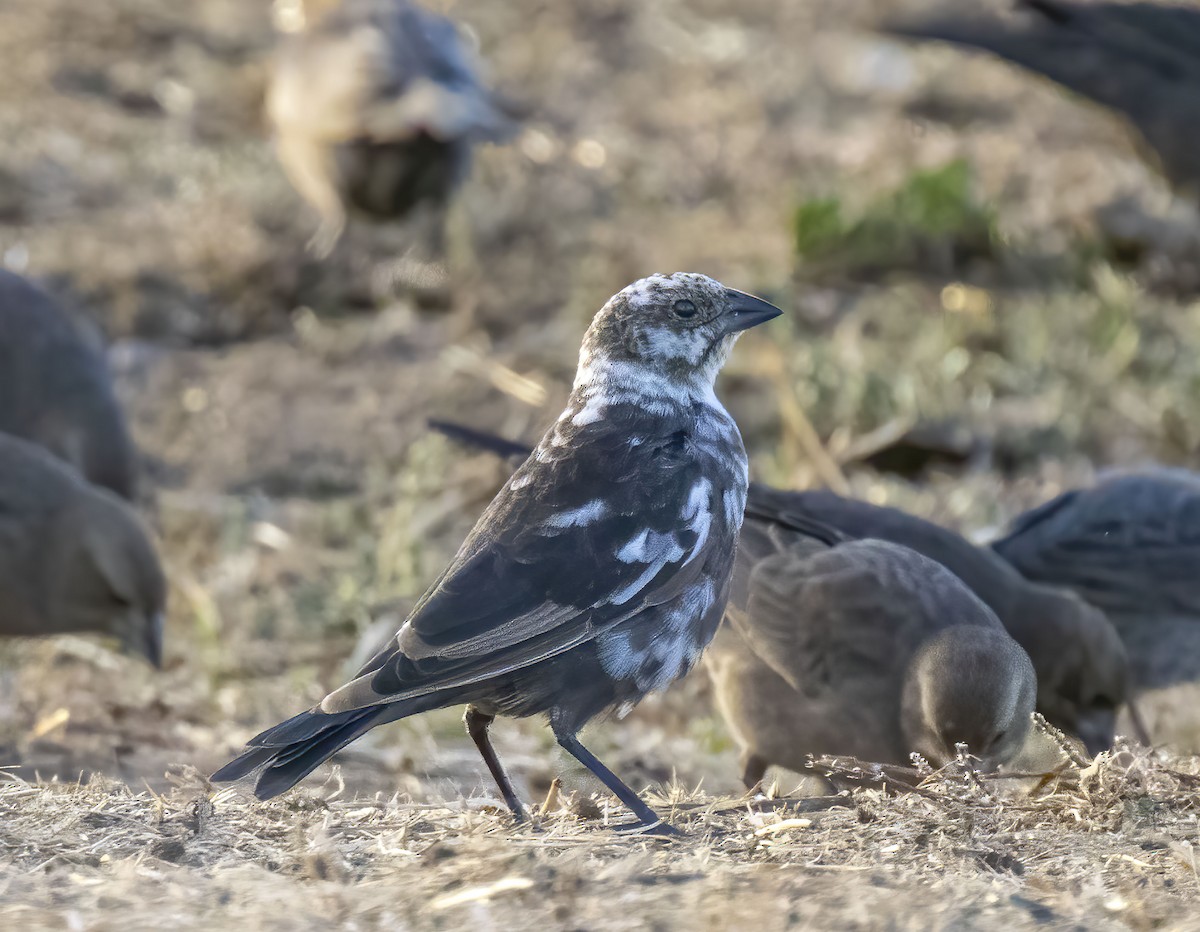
[
  {"x1": 0, "y1": 269, "x2": 139, "y2": 500},
  {"x1": 993, "y1": 469, "x2": 1200, "y2": 747},
  {"x1": 0, "y1": 431, "x2": 165, "y2": 666},
  {"x1": 884, "y1": 0, "x2": 1200, "y2": 202},
  {"x1": 212, "y1": 273, "x2": 783, "y2": 833},
  {"x1": 750, "y1": 487, "x2": 1129, "y2": 758},
  {"x1": 992, "y1": 468, "x2": 1200, "y2": 621},
  {"x1": 268, "y1": 0, "x2": 517, "y2": 256},
  {"x1": 707, "y1": 509, "x2": 1036, "y2": 788},
  {"x1": 425, "y1": 422, "x2": 1130, "y2": 759}
]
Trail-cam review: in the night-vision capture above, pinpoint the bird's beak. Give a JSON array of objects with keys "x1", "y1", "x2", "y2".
[{"x1": 719, "y1": 289, "x2": 783, "y2": 335}]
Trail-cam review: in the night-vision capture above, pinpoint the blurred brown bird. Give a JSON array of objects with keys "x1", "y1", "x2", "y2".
[
  {"x1": 0, "y1": 269, "x2": 139, "y2": 500},
  {"x1": 269, "y1": 0, "x2": 518, "y2": 256},
  {"x1": 886, "y1": 0, "x2": 1200, "y2": 202},
  {"x1": 707, "y1": 512, "x2": 1037, "y2": 788},
  {"x1": 756, "y1": 487, "x2": 1129, "y2": 757},
  {"x1": 0, "y1": 432, "x2": 165, "y2": 666}
]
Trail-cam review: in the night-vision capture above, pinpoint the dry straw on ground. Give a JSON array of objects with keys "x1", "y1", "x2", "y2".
[{"x1": 3, "y1": 744, "x2": 1200, "y2": 930}]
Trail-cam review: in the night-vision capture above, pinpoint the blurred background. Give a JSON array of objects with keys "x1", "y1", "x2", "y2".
[{"x1": 2, "y1": 0, "x2": 1197, "y2": 807}]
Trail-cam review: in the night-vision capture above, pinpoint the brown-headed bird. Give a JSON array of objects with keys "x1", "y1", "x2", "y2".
[
  {"x1": 886, "y1": 0, "x2": 1200, "y2": 201},
  {"x1": 993, "y1": 470, "x2": 1200, "y2": 746},
  {"x1": 706, "y1": 511, "x2": 1036, "y2": 787},
  {"x1": 0, "y1": 432, "x2": 165, "y2": 666},
  {"x1": 213, "y1": 273, "x2": 782, "y2": 833},
  {"x1": 269, "y1": 0, "x2": 517, "y2": 255},
  {"x1": 756, "y1": 488, "x2": 1129, "y2": 757},
  {"x1": 0, "y1": 269, "x2": 139, "y2": 500}
]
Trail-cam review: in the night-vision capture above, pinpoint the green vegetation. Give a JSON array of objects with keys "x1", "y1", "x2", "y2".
[{"x1": 793, "y1": 160, "x2": 1000, "y2": 280}]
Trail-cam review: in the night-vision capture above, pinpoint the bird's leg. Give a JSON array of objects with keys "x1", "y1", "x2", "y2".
[
  {"x1": 741, "y1": 752, "x2": 768, "y2": 793},
  {"x1": 555, "y1": 732, "x2": 680, "y2": 836},
  {"x1": 463, "y1": 706, "x2": 527, "y2": 821}
]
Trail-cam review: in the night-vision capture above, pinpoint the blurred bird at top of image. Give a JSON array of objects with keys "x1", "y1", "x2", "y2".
[
  {"x1": 0, "y1": 269, "x2": 139, "y2": 501},
  {"x1": 707, "y1": 509, "x2": 1036, "y2": 789},
  {"x1": 994, "y1": 469, "x2": 1200, "y2": 751},
  {"x1": 268, "y1": 0, "x2": 519, "y2": 259},
  {"x1": 886, "y1": 0, "x2": 1200, "y2": 203},
  {"x1": 0, "y1": 432, "x2": 165, "y2": 668}
]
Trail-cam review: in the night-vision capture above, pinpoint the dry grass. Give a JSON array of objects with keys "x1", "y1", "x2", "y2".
[
  {"x1": 4, "y1": 0, "x2": 1200, "y2": 927},
  {"x1": 3, "y1": 745, "x2": 1200, "y2": 930}
]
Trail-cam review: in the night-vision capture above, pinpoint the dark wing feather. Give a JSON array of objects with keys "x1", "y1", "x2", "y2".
[
  {"x1": 323, "y1": 415, "x2": 720, "y2": 712},
  {"x1": 992, "y1": 471, "x2": 1200, "y2": 617}
]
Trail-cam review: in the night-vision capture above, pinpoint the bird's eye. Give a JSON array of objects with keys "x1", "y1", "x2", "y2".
[{"x1": 672, "y1": 299, "x2": 697, "y2": 319}]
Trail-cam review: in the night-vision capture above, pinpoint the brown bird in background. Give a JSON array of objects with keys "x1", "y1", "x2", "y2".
[
  {"x1": 762, "y1": 487, "x2": 1129, "y2": 757},
  {"x1": 0, "y1": 269, "x2": 139, "y2": 501},
  {"x1": 269, "y1": 0, "x2": 518, "y2": 257},
  {"x1": 885, "y1": 0, "x2": 1200, "y2": 201},
  {"x1": 0, "y1": 432, "x2": 165, "y2": 666},
  {"x1": 707, "y1": 511, "x2": 1036, "y2": 788},
  {"x1": 993, "y1": 469, "x2": 1200, "y2": 748}
]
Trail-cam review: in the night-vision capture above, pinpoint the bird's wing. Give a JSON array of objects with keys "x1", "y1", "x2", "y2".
[
  {"x1": 321, "y1": 418, "x2": 727, "y2": 712},
  {"x1": 993, "y1": 473, "x2": 1200, "y2": 617},
  {"x1": 728, "y1": 540, "x2": 923, "y2": 696},
  {"x1": 730, "y1": 530, "x2": 999, "y2": 697}
]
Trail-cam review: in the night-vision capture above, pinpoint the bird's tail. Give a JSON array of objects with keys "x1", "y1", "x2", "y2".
[
  {"x1": 212, "y1": 698, "x2": 436, "y2": 800},
  {"x1": 427, "y1": 418, "x2": 533, "y2": 461}
]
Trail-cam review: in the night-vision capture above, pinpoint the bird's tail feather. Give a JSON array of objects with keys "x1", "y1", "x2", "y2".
[
  {"x1": 427, "y1": 419, "x2": 533, "y2": 461},
  {"x1": 212, "y1": 699, "x2": 435, "y2": 800}
]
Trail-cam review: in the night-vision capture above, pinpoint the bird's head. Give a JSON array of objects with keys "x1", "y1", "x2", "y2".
[
  {"x1": 52, "y1": 488, "x2": 167, "y2": 668},
  {"x1": 575, "y1": 273, "x2": 781, "y2": 394},
  {"x1": 1011, "y1": 584, "x2": 1128, "y2": 757},
  {"x1": 902, "y1": 625, "x2": 1037, "y2": 770}
]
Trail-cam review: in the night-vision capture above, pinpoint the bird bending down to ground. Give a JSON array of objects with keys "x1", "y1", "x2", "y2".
[
  {"x1": 706, "y1": 510, "x2": 1036, "y2": 788},
  {"x1": 269, "y1": 0, "x2": 517, "y2": 256},
  {"x1": 885, "y1": 0, "x2": 1200, "y2": 201},
  {"x1": 993, "y1": 470, "x2": 1200, "y2": 748},
  {"x1": 0, "y1": 432, "x2": 165, "y2": 666},
  {"x1": 212, "y1": 273, "x2": 782, "y2": 833},
  {"x1": 0, "y1": 269, "x2": 139, "y2": 500},
  {"x1": 756, "y1": 488, "x2": 1129, "y2": 757}
]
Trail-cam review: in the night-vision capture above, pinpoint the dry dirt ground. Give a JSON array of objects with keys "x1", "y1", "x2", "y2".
[{"x1": 4, "y1": 0, "x2": 1200, "y2": 928}]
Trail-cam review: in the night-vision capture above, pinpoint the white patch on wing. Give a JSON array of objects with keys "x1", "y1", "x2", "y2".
[
  {"x1": 723, "y1": 487, "x2": 746, "y2": 527},
  {"x1": 609, "y1": 532, "x2": 687, "y2": 605},
  {"x1": 545, "y1": 498, "x2": 607, "y2": 529},
  {"x1": 596, "y1": 578, "x2": 719, "y2": 692},
  {"x1": 510, "y1": 472, "x2": 532, "y2": 491},
  {"x1": 681, "y1": 478, "x2": 713, "y2": 565},
  {"x1": 607, "y1": 480, "x2": 715, "y2": 606}
]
